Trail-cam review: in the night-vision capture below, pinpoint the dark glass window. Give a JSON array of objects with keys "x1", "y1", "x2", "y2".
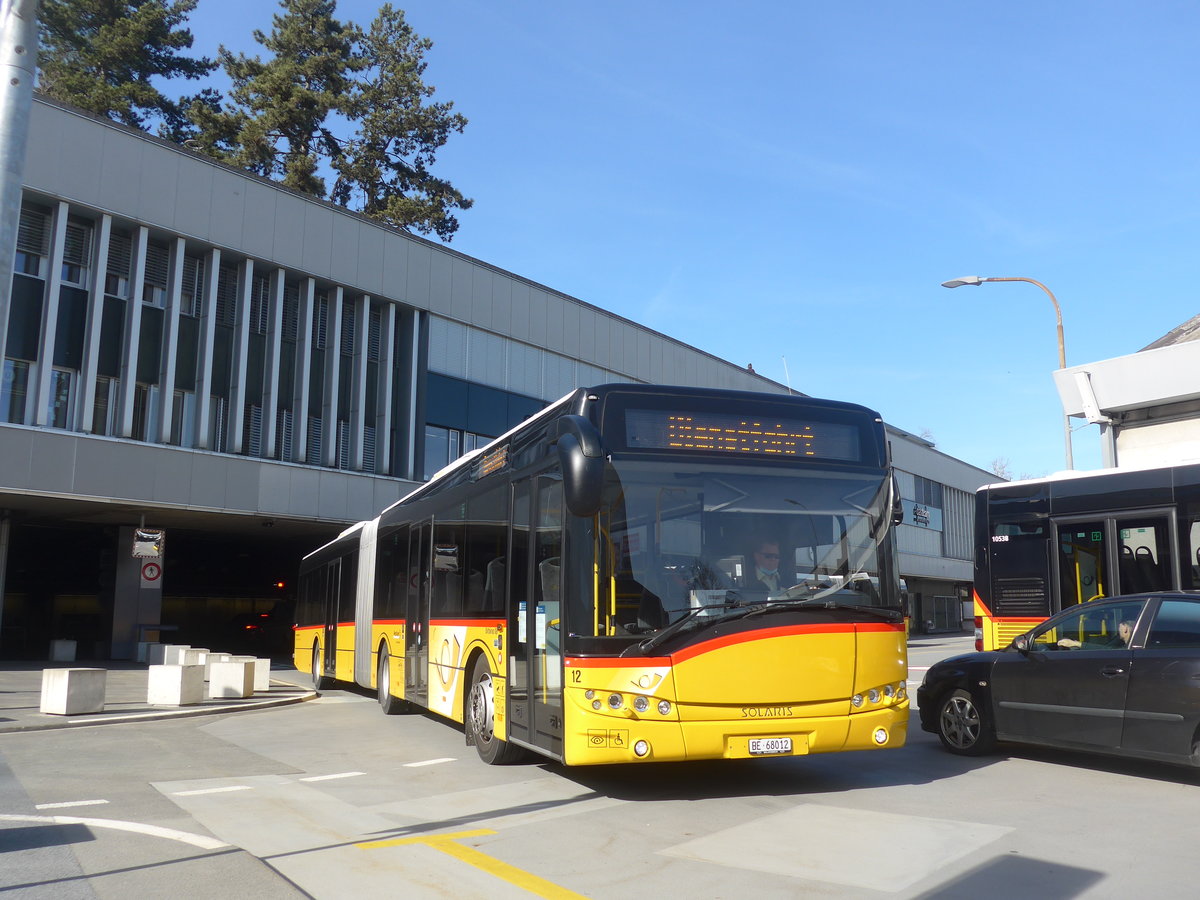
[{"x1": 1147, "y1": 600, "x2": 1200, "y2": 649}]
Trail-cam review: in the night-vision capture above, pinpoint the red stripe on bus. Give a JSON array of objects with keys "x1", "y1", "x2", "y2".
[
  {"x1": 973, "y1": 589, "x2": 994, "y2": 618},
  {"x1": 373, "y1": 619, "x2": 406, "y2": 626},
  {"x1": 565, "y1": 656, "x2": 673, "y2": 668},
  {"x1": 429, "y1": 618, "x2": 505, "y2": 629}
]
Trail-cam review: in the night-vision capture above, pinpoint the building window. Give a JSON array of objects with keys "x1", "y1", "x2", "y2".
[
  {"x1": 250, "y1": 274, "x2": 270, "y2": 334},
  {"x1": 313, "y1": 294, "x2": 328, "y2": 350},
  {"x1": 275, "y1": 407, "x2": 293, "y2": 460},
  {"x1": 341, "y1": 299, "x2": 356, "y2": 355},
  {"x1": 47, "y1": 368, "x2": 75, "y2": 429},
  {"x1": 105, "y1": 232, "x2": 132, "y2": 298},
  {"x1": 215, "y1": 265, "x2": 238, "y2": 327},
  {"x1": 423, "y1": 425, "x2": 494, "y2": 480},
  {"x1": 244, "y1": 402, "x2": 263, "y2": 456},
  {"x1": 143, "y1": 241, "x2": 169, "y2": 306},
  {"x1": 914, "y1": 475, "x2": 944, "y2": 508},
  {"x1": 282, "y1": 283, "x2": 300, "y2": 341},
  {"x1": 210, "y1": 396, "x2": 228, "y2": 452},
  {"x1": 92, "y1": 376, "x2": 117, "y2": 435},
  {"x1": 170, "y1": 390, "x2": 196, "y2": 446},
  {"x1": 61, "y1": 219, "x2": 92, "y2": 286},
  {"x1": 131, "y1": 383, "x2": 159, "y2": 442},
  {"x1": 181, "y1": 256, "x2": 204, "y2": 317},
  {"x1": 1, "y1": 359, "x2": 30, "y2": 424},
  {"x1": 15, "y1": 206, "x2": 49, "y2": 279}
]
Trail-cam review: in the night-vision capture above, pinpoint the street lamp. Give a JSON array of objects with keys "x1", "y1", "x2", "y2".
[{"x1": 941, "y1": 275, "x2": 1074, "y2": 470}]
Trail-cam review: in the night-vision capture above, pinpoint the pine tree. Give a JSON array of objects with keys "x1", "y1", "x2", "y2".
[
  {"x1": 330, "y1": 4, "x2": 471, "y2": 240},
  {"x1": 191, "y1": 0, "x2": 471, "y2": 240},
  {"x1": 37, "y1": 0, "x2": 215, "y2": 133}
]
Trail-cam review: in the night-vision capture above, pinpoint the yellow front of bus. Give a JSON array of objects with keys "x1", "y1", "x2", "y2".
[{"x1": 561, "y1": 620, "x2": 907, "y2": 765}]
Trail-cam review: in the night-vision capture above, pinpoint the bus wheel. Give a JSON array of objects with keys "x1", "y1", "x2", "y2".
[
  {"x1": 377, "y1": 648, "x2": 409, "y2": 715},
  {"x1": 467, "y1": 656, "x2": 528, "y2": 765},
  {"x1": 311, "y1": 643, "x2": 327, "y2": 692},
  {"x1": 937, "y1": 689, "x2": 995, "y2": 756}
]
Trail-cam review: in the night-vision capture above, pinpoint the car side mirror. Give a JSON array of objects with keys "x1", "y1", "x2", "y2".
[{"x1": 1012, "y1": 634, "x2": 1030, "y2": 654}]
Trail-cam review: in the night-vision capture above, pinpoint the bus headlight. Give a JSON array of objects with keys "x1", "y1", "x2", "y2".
[
  {"x1": 585, "y1": 690, "x2": 595, "y2": 700},
  {"x1": 851, "y1": 694, "x2": 864, "y2": 707},
  {"x1": 657, "y1": 700, "x2": 671, "y2": 716},
  {"x1": 873, "y1": 728, "x2": 889, "y2": 745},
  {"x1": 608, "y1": 693, "x2": 624, "y2": 709},
  {"x1": 634, "y1": 740, "x2": 651, "y2": 758},
  {"x1": 882, "y1": 684, "x2": 894, "y2": 698},
  {"x1": 633, "y1": 696, "x2": 649, "y2": 713},
  {"x1": 868, "y1": 689, "x2": 881, "y2": 704}
]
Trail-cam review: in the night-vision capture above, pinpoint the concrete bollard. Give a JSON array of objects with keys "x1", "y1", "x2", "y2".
[
  {"x1": 203, "y1": 653, "x2": 232, "y2": 681},
  {"x1": 147, "y1": 643, "x2": 168, "y2": 665},
  {"x1": 40, "y1": 668, "x2": 106, "y2": 715},
  {"x1": 162, "y1": 644, "x2": 191, "y2": 665},
  {"x1": 208, "y1": 659, "x2": 254, "y2": 699},
  {"x1": 147, "y1": 664, "x2": 205, "y2": 706},
  {"x1": 182, "y1": 648, "x2": 210, "y2": 666},
  {"x1": 49, "y1": 639, "x2": 77, "y2": 662},
  {"x1": 231, "y1": 656, "x2": 271, "y2": 692}
]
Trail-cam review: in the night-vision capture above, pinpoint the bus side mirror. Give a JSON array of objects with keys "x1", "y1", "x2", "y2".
[
  {"x1": 555, "y1": 415, "x2": 604, "y2": 518},
  {"x1": 891, "y1": 475, "x2": 904, "y2": 525}
]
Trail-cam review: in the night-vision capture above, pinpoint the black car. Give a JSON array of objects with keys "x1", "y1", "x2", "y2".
[{"x1": 918, "y1": 592, "x2": 1200, "y2": 767}]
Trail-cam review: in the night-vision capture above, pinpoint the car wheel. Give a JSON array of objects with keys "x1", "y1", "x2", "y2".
[
  {"x1": 311, "y1": 643, "x2": 327, "y2": 692},
  {"x1": 937, "y1": 688, "x2": 995, "y2": 756},
  {"x1": 466, "y1": 655, "x2": 528, "y2": 765},
  {"x1": 377, "y1": 647, "x2": 410, "y2": 715}
]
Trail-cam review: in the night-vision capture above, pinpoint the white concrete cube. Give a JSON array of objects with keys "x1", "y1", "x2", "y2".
[
  {"x1": 208, "y1": 660, "x2": 254, "y2": 698},
  {"x1": 182, "y1": 648, "x2": 210, "y2": 666},
  {"x1": 203, "y1": 653, "x2": 232, "y2": 681},
  {"x1": 49, "y1": 639, "x2": 76, "y2": 662},
  {"x1": 162, "y1": 644, "x2": 191, "y2": 665},
  {"x1": 40, "y1": 668, "x2": 106, "y2": 715},
  {"x1": 147, "y1": 664, "x2": 204, "y2": 706},
  {"x1": 146, "y1": 643, "x2": 168, "y2": 665},
  {"x1": 231, "y1": 656, "x2": 271, "y2": 692}
]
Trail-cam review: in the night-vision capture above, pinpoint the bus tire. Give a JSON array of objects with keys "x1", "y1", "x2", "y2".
[
  {"x1": 937, "y1": 688, "x2": 995, "y2": 756},
  {"x1": 311, "y1": 643, "x2": 328, "y2": 692},
  {"x1": 377, "y1": 647, "x2": 410, "y2": 715},
  {"x1": 467, "y1": 655, "x2": 528, "y2": 765}
]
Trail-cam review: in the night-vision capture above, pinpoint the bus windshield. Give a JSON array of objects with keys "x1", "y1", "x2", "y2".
[{"x1": 589, "y1": 459, "x2": 899, "y2": 640}]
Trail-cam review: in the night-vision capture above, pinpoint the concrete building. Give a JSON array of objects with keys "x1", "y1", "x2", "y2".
[
  {"x1": 0, "y1": 97, "x2": 992, "y2": 659},
  {"x1": 1055, "y1": 319, "x2": 1200, "y2": 469}
]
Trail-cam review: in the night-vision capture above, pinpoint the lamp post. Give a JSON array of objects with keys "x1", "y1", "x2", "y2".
[{"x1": 941, "y1": 275, "x2": 1074, "y2": 470}]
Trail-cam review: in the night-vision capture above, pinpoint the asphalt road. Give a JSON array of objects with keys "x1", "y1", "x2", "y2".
[{"x1": 4, "y1": 634, "x2": 1199, "y2": 899}]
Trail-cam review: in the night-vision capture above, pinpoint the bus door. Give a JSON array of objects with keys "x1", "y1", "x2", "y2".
[
  {"x1": 322, "y1": 559, "x2": 340, "y2": 674},
  {"x1": 1055, "y1": 512, "x2": 1177, "y2": 611},
  {"x1": 507, "y1": 474, "x2": 565, "y2": 757},
  {"x1": 406, "y1": 520, "x2": 431, "y2": 706}
]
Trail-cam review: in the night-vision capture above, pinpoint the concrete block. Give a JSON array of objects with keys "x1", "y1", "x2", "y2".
[
  {"x1": 203, "y1": 653, "x2": 232, "y2": 681},
  {"x1": 208, "y1": 660, "x2": 254, "y2": 698},
  {"x1": 232, "y1": 656, "x2": 271, "y2": 692},
  {"x1": 163, "y1": 644, "x2": 191, "y2": 665},
  {"x1": 147, "y1": 664, "x2": 205, "y2": 706},
  {"x1": 147, "y1": 643, "x2": 168, "y2": 665},
  {"x1": 40, "y1": 668, "x2": 106, "y2": 715},
  {"x1": 136, "y1": 642, "x2": 154, "y2": 663},
  {"x1": 49, "y1": 639, "x2": 76, "y2": 662},
  {"x1": 182, "y1": 648, "x2": 210, "y2": 666}
]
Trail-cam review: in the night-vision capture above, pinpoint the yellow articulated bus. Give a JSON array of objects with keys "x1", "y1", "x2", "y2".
[{"x1": 296, "y1": 384, "x2": 909, "y2": 766}]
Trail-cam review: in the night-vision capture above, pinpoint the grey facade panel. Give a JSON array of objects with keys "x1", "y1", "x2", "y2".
[
  {"x1": 428, "y1": 250, "x2": 452, "y2": 312},
  {"x1": 355, "y1": 224, "x2": 386, "y2": 297},
  {"x1": 54, "y1": 112, "x2": 106, "y2": 205},
  {"x1": 329, "y1": 216, "x2": 361, "y2": 288},
  {"x1": 240, "y1": 181, "x2": 279, "y2": 261},
  {"x1": 301, "y1": 204, "x2": 335, "y2": 279},
  {"x1": 527, "y1": 288, "x2": 548, "y2": 346},
  {"x1": 97, "y1": 131, "x2": 145, "y2": 213},
  {"x1": 207, "y1": 167, "x2": 248, "y2": 251},
  {"x1": 492, "y1": 275, "x2": 513, "y2": 336},
  {"x1": 509, "y1": 281, "x2": 531, "y2": 343},
  {"x1": 469, "y1": 265, "x2": 493, "y2": 328},
  {"x1": 271, "y1": 193, "x2": 309, "y2": 270},
  {"x1": 401, "y1": 242, "x2": 429, "y2": 308}
]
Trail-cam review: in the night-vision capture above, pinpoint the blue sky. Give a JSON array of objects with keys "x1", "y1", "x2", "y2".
[{"x1": 180, "y1": 0, "x2": 1200, "y2": 479}]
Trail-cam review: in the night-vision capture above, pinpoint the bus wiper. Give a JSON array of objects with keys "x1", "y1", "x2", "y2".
[
  {"x1": 621, "y1": 591, "x2": 744, "y2": 656},
  {"x1": 740, "y1": 597, "x2": 899, "y2": 621}
]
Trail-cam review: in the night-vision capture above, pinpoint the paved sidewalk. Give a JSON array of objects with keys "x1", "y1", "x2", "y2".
[{"x1": 0, "y1": 660, "x2": 316, "y2": 733}]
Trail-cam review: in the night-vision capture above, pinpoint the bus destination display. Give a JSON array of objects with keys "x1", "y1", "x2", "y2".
[{"x1": 623, "y1": 408, "x2": 860, "y2": 461}]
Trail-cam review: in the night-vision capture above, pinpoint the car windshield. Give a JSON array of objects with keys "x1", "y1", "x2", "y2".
[{"x1": 585, "y1": 459, "x2": 899, "y2": 638}]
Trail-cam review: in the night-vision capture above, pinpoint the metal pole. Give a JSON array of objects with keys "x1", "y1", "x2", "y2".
[
  {"x1": 0, "y1": 0, "x2": 39, "y2": 326},
  {"x1": 982, "y1": 277, "x2": 1074, "y2": 470}
]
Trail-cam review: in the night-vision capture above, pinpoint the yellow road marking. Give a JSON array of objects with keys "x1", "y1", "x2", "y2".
[{"x1": 358, "y1": 828, "x2": 588, "y2": 899}]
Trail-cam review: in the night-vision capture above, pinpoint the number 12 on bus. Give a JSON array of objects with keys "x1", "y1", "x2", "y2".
[{"x1": 296, "y1": 384, "x2": 909, "y2": 766}]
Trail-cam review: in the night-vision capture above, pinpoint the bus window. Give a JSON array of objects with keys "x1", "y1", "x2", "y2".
[
  {"x1": 1057, "y1": 521, "x2": 1106, "y2": 608},
  {"x1": 465, "y1": 483, "x2": 507, "y2": 615},
  {"x1": 1115, "y1": 516, "x2": 1172, "y2": 594},
  {"x1": 1186, "y1": 520, "x2": 1200, "y2": 590}
]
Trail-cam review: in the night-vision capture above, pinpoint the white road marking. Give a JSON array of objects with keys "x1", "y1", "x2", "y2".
[
  {"x1": 35, "y1": 799, "x2": 110, "y2": 810},
  {"x1": 403, "y1": 757, "x2": 457, "y2": 768},
  {"x1": 172, "y1": 785, "x2": 253, "y2": 797},
  {"x1": 0, "y1": 813, "x2": 229, "y2": 850},
  {"x1": 298, "y1": 771, "x2": 365, "y2": 782}
]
